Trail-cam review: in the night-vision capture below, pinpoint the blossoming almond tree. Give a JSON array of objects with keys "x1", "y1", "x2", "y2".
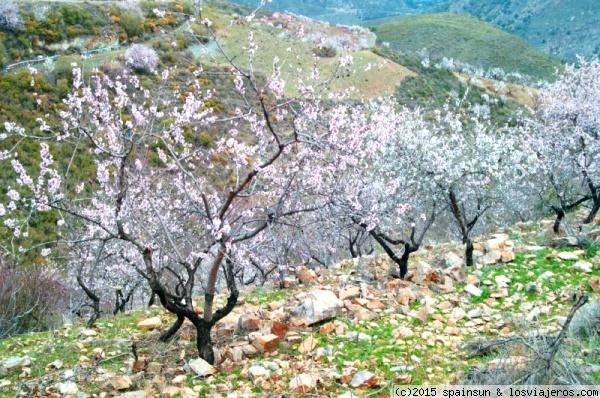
[
  {"x1": 525, "y1": 58, "x2": 600, "y2": 231},
  {"x1": 324, "y1": 104, "x2": 438, "y2": 279},
  {"x1": 0, "y1": 18, "x2": 402, "y2": 363}
]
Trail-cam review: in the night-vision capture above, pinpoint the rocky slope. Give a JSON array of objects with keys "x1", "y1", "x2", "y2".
[{"x1": 2, "y1": 220, "x2": 600, "y2": 396}]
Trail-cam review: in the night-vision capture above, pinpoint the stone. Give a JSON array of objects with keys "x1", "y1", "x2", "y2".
[
  {"x1": 339, "y1": 392, "x2": 361, "y2": 398},
  {"x1": 252, "y1": 334, "x2": 280, "y2": 353},
  {"x1": 249, "y1": 364, "x2": 270, "y2": 378},
  {"x1": 367, "y1": 300, "x2": 385, "y2": 310},
  {"x1": 237, "y1": 314, "x2": 260, "y2": 332},
  {"x1": 298, "y1": 336, "x2": 318, "y2": 354},
  {"x1": 137, "y1": 317, "x2": 162, "y2": 330},
  {"x1": 290, "y1": 290, "x2": 343, "y2": 325},
  {"x1": 58, "y1": 382, "x2": 78, "y2": 395},
  {"x1": 242, "y1": 344, "x2": 258, "y2": 358},
  {"x1": 465, "y1": 274, "x2": 480, "y2": 286},
  {"x1": 120, "y1": 392, "x2": 149, "y2": 398},
  {"x1": 558, "y1": 251, "x2": 579, "y2": 261},
  {"x1": 445, "y1": 326, "x2": 461, "y2": 336},
  {"x1": 467, "y1": 308, "x2": 483, "y2": 318},
  {"x1": 289, "y1": 373, "x2": 318, "y2": 392},
  {"x1": 392, "y1": 327, "x2": 414, "y2": 339},
  {"x1": 481, "y1": 251, "x2": 502, "y2": 265},
  {"x1": 222, "y1": 346, "x2": 244, "y2": 362},
  {"x1": 109, "y1": 375, "x2": 133, "y2": 390},
  {"x1": 355, "y1": 308, "x2": 377, "y2": 321},
  {"x1": 319, "y1": 322, "x2": 335, "y2": 334},
  {"x1": 270, "y1": 321, "x2": 290, "y2": 341},
  {"x1": 552, "y1": 237, "x2": 579, "y2": 248},
  {"x1": 3, "y1": 357, "x2": 31, "y2": 370},
  {"x1": 451, "y1": 307, "x2": 466, "y2": 320},
  {"x1": 148, "y1": 362, "x2": 163, "y2": 374},
  {"x1": 501, "y1": 251, "x2": 516, "y2": 263},
  {"x1": 526, "y1": 307, "x2": 541, "y2": 321},
  {"x1": 80, "y1": 329, "x2": 97, "y2": 336},
  {"x1": 484, "y1": 234, "x2": 509, "y2": 252},
  {"x1": 350, "y1": 371, "x2": 378, "y2": 388},
  {"x1": 295, "y1": 266, "x2": 316, "y2": 284},
  {"x1": 189, "y1": 358, "x2": 217, "y2": 377},
  {"x1": 495, "y1": 275, "x2": 511, "y2": 287},
  {"x1": 339, "y1": 286, "x2": 360, "y2": 301},
  {"x1": 574, "y1": 261, "x2": 593, "y2": 273},
  {"x1": 590, "y1": 277, "x2": 600, "y2": 293},
  {"x1": 180, "y1": 387, "x2": 199, "y2": 398},
  {"x1": 282, "y1": 277, "x2": 296, "y2": 288},
  {"x1": 396, "y1": 288, "x2": 417, "y2": 306},
  {"x1": 412, "y1": 261, "x2": 440, "y2": 285},
  {"x1": 163, "y1": 387, "x2": 181, "y2": 398},
  {"x1": 444, "y1": 252, "x2": 463, "y2": 268},
  {"x1": 172, "y1": 375, "x2": 186, "y2": 385},
  {"x1": 464, "y1": 284, "x2": 483, "y2": 297}
]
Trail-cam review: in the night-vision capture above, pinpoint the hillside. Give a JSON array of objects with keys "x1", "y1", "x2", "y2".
[
  {"x1": 368, "y1": 12, "x2": 560, "y2": 80},
  {"x1": 226, "y1": 0, "x2": 600, "y2": 60},
  {"x1": 2, "y1": 223, "x2": 600, "y2": 396},
  {"x1": 223, "y1": 0, "x2": 450, "y2": 25},
  {"x1": 446, "y1": 0, "x2": 600, "y2": 60}
]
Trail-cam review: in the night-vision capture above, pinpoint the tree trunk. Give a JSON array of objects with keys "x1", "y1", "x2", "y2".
[
  {"x1": 553, "y1": 209, "x2": 565, "y2": 234},
  {"x1": 399, "y1": 242, "x2": 418, "y2": 280},
  {"x1": 148, "y1": 292, "x2": 156, "y2": 307},
  {"x1": 87, "y1": 298, "x2": 100, "y2": 328},
  {"x1": 465, "y1": 238, "x2": 474, "y2": 267},
  {"x1": 194, "y1": 320, "x2": 215, "y2": 364},
  {"x1": 584, "y1": 197, "x2": 600, "y2": 224},
  {"x1": 159, "y1": 314, "x2": 185, "y2": 342}
]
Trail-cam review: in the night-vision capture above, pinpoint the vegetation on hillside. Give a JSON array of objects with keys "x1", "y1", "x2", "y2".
[
  {"x1": 447, "y1": 0, "x2": 600, "y2": 60},
  {"x1": 367, "y1": 12, "x2": 560, "y2": 81}
]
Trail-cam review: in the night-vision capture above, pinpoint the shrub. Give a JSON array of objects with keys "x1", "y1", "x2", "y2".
[
  {"x1": 125, "y1": 43, "x2": 158, "y2": 72},
  {"x1": 0, "y1": 264, "x2": 66, "y2": 339},
  {"x1": 570, "y1": 298, "x2": 600, "y2": 339},
  {"x1": 313, "y1": 46, "x2": 337, "y2": 58},
  {"x1": 54, "y1": 55, "x2": 83, "y2": 81},
  {"x1": 120, "y1": 10, "x2": 144, "y2": 38}
]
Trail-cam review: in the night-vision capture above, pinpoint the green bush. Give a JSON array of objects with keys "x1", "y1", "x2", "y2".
[
  {"x1": 53, "y1": 55, "x2": 82, "y2": 81},
  {"x1": 120, "y1": 10, "x2": 143, "y2": 38}
]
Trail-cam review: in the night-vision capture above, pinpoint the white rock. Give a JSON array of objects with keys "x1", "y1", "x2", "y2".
[
  {"x1": 574, "y1": 261, "x2": 593, "y2": 273},
  {"x1": 189, "y1": 358, "x2": 217, "y2": 377},
  {"x1": 350, "y1": 370, "x2": 377, "y2": 388},
  {"x1": 558, "y1": 252, "x2": 579, "y2": 261},
  {"x1": 249, "y1": 364, "x2": 270, "y2": 378},
  {"x1": 3, "y1": 357, "x2": 31, "y2": 369},
  {"x1": 467, "y1": 308, "x2": 483, "y2": 318},
  {"x1": 289, "y1": 373, "x2": 318, "y2": 392},
  {"x1": 290, "y1": 290, "x2": 343, "y2": 325},
  {"x1": 57, "y1": 382, "x2": 78, "y2": 395},
  {"x1": 464, "y1": 284, "x2": 483, "y2": 297},
  {"x1": 526, "y1": 307, "x2": 541, "y2": 321},
  {"x1": 495, "y1": 275, "x2": 511, "y2": 287}
]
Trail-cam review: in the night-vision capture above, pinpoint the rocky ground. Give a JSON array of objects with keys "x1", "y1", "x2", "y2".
[{"x1": 2, "y1": 220, "x2": 600, "y2": 397}]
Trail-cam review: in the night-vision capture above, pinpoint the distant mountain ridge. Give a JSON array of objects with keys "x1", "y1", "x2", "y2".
[
  {"x1": 226, "y1": 0, "x2": 599, "y2": 59},
  {"x1": 447, "y1": 0, "x2": 600, "y2": 60}
]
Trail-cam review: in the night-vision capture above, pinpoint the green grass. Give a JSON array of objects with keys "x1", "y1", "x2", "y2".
[{"x1": 367, "y1": 12, "x2": 561, "y2": 80}]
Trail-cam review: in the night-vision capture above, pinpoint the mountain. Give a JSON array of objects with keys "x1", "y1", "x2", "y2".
[
  {"x1": 369, "y1": 13, "x2": 560, "y2": 79},
  {"x1": 226, "y1": 0, "x2": 449, "y2": 24},
  {"x1": 227, "y1": 0, "x2": 600, "y2": 60},
  {"x1": 446, "y1": 0, "x2": 600, "y2": 60}
]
